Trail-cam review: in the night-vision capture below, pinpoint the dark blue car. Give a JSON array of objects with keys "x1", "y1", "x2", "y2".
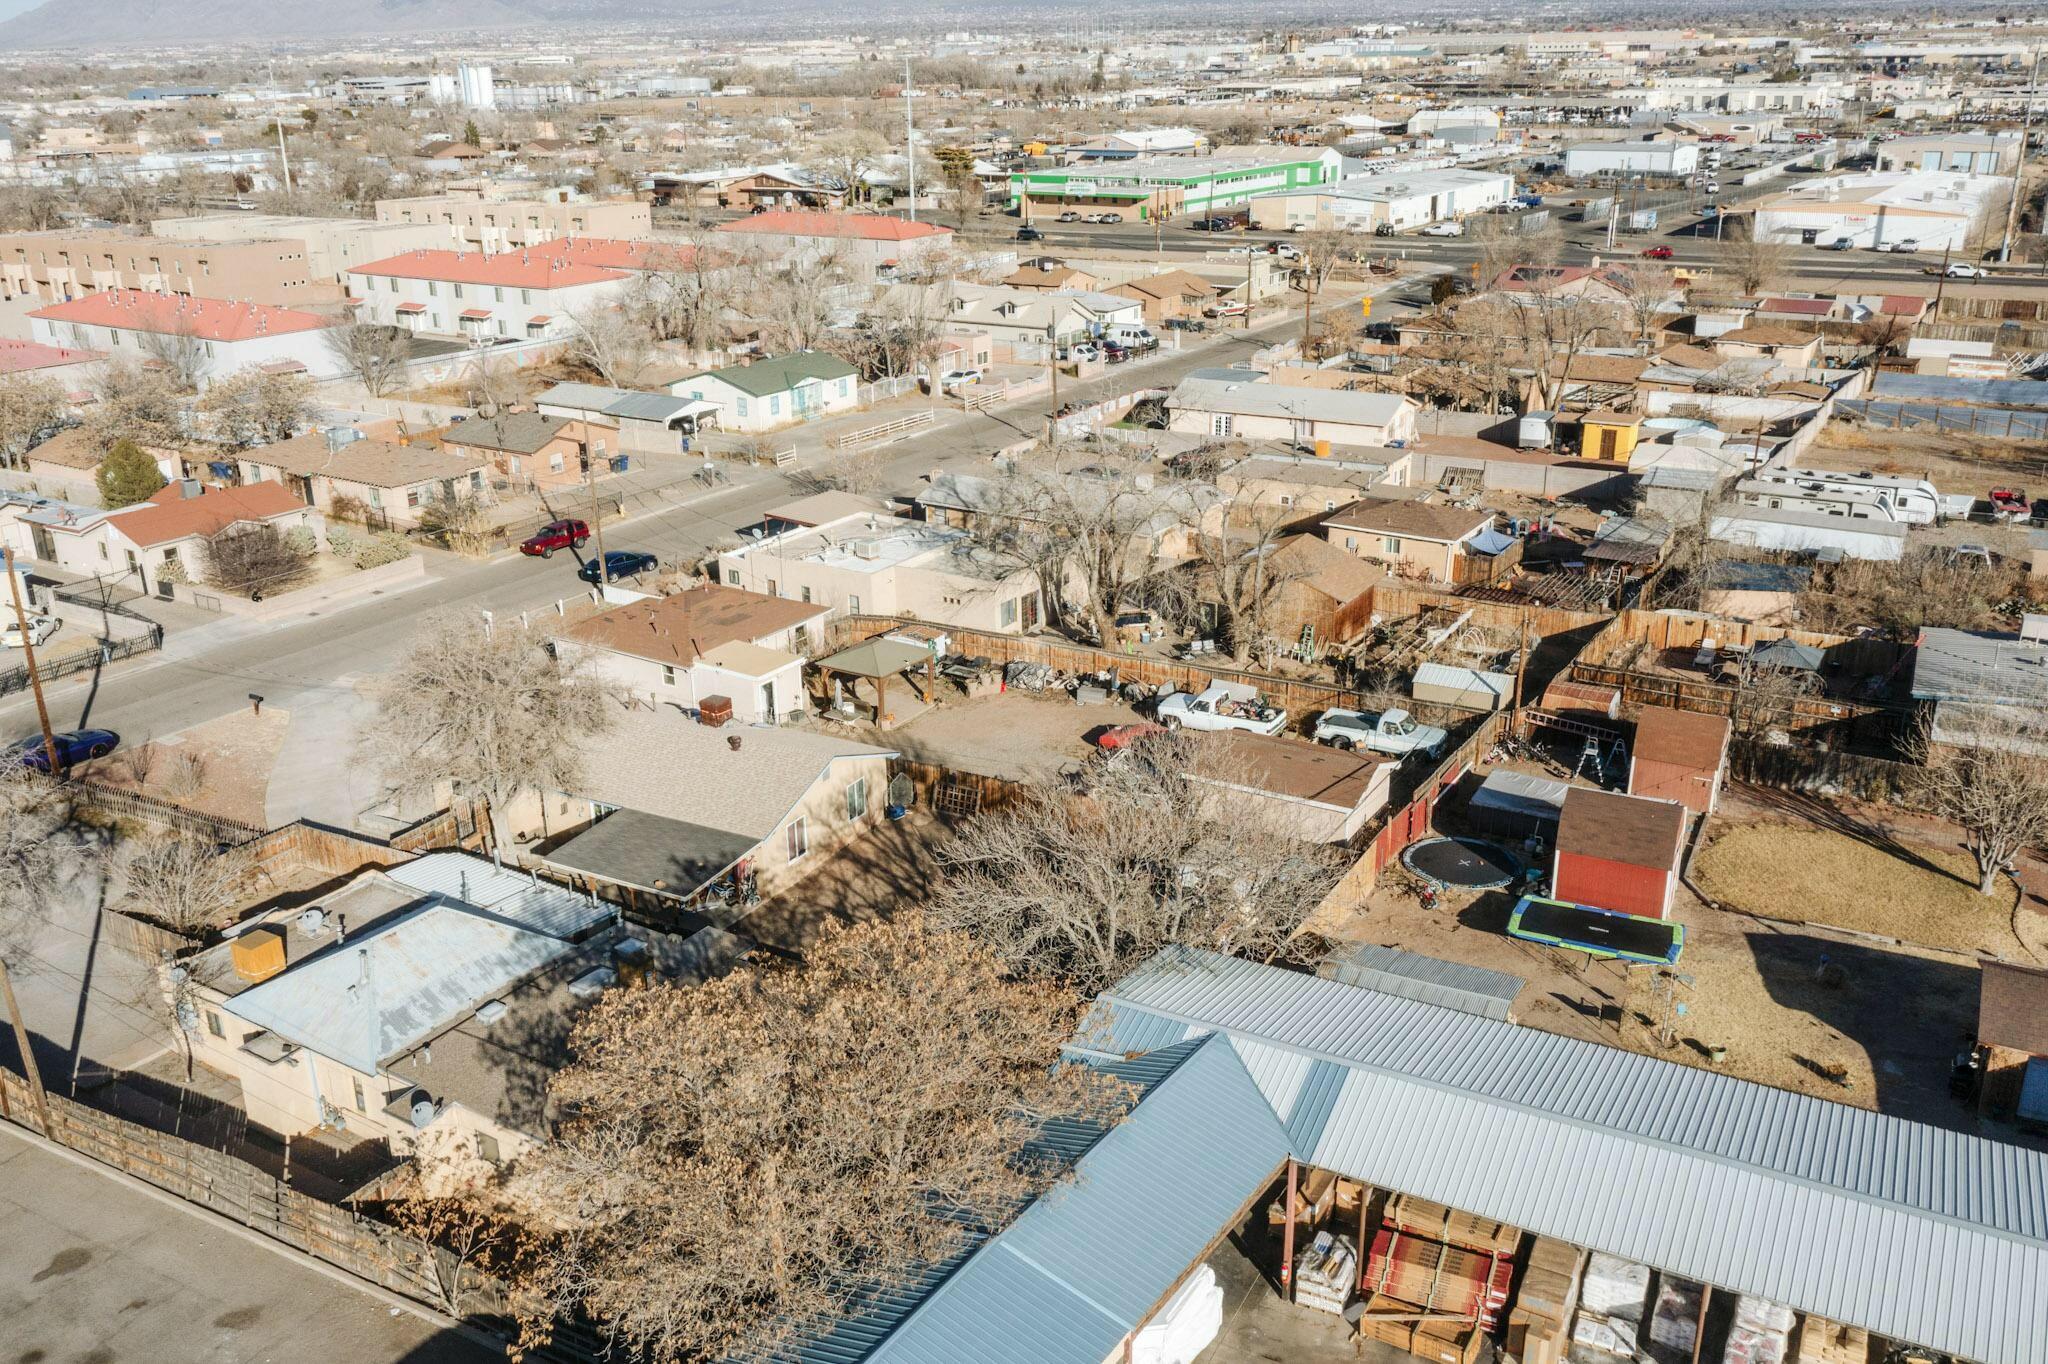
[
  {"x1": 578, "y1": 551, "x2": 658, "y2": 585},
  {"x1": 8, "y1": 728, "x2": 119, "y2": 772}
]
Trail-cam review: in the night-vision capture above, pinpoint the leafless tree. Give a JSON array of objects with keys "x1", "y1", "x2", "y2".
[
  {"x1": 929, "y1": 732, "x2": 1348, "y2": 992},
  {"x1": 206, "y1": 523, "x2": 313, "y2": 597},
  {"x1": 1188, "y1": 495, "x2": 1307, "y2": 663},
  {"x1": 326, "y1": 322, "x2": 412, "y2": 398},
  {"x1": 138, "y1": 321, "x2": 210, "y2": 392},
  {"x1": 1907, "y1": 712, "x2": 2048, "y2": 895},
  {"x1": 749, "y1": 251, "x2": 844, "y2": 355},
  {"x1": 564, "y1": 305, "x2": 658, "y2": 389},
  {"x1": 1497, "y1": 272, "x2": 1614, "y2": 413},
  {"x1": 630, "y1": 236, "x2": 733, "y2": 361},
  {"x1": 389, "y1": 1197, "x2": 534, "y2": 1317},
  {"x1": 197, "y1": 367, "x2": 316, "y2": 450},
  {"x1": 1722, "y1": 230, "x2": 1792, "y2": 296},
  {"x1": 361, "y1": 611, "x2": 617, "y2": 850},
  {"x1": 81, "y1": 359, "x2": 185, "y2": 453},
  {"x1": 509, "y1": 915, "x2": 1130, "y2": 1363},
  {"x1": 1608, "y1": 261, "x2": 1679, "y2": 351},
  {"x1": 0, "y1": 375, "x2": 67, "y2": 468},
  {"x1": 810, "y1": 128, "x2": 890, "y2": 204},
  {"x1": 119, "y1": 835, "x2": 254, "y2": 937}
]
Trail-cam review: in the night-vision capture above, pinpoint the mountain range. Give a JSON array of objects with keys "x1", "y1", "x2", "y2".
[{"x1": 0, "y1": 0, "x2": 769, "y2": 48}]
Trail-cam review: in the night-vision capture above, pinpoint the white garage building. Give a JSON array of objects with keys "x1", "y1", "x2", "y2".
[
  {"x1": 1248, "y1": 168, "x2": 1516, "y2": 232},
  {"x1": 1563, "y1": 139, "x2": 1701, "y2": 179},
  {"x1": 1750, "y1": 170, "x2": 2011, "y2": 251}
]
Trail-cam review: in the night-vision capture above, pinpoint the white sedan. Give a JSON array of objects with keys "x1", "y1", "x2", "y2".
[{"x1": 1, "y1": 615, "x2": 58, "y2": 649}]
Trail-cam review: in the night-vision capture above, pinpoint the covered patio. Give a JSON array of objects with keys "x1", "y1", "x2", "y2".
[{"x1": 811, "y1": 637, "x2": 937, "y2": 729}]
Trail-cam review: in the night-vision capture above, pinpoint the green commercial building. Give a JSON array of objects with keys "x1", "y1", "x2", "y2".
[{"x1": 1009, "y1": 148, "x2": 1345, "y2": 222}]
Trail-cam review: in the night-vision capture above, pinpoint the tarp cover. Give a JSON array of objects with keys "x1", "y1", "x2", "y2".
[{"x1": 1469, "y1": 768, "x2": 1571, "y2": 825}]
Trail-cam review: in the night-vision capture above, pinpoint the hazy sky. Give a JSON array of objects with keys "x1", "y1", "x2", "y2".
[{"x1": 0, "y1": 0, "x2": 42, "y2": 19}]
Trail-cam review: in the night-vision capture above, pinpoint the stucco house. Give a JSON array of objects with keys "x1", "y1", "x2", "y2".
[
  {"x1": 1320, "y1": 495, "x2": 1501, "y2": 585},
  {"x1": 435, "y1": 413, "x2": 610, "y2": 491},
  {"x1": 236, "y1": 430, "x2": 492, "y2": 528},
  {"x1": 29, "y1": 289, "x2": 344, "y2": 386},
  {"x1": 1167, "y1": 376, "x2": 1419, "y2": 449},
  {"x1": 7, "y1": 478, "x2": 320, "y2": 591},
  {"x1": 552, "y1": 584, "x2": 829, "y2": 723}
]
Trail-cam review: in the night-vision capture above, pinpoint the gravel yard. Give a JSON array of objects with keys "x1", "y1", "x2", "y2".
[{"x1": 888, "y1": 689, "x2": 1147, "y2": 782}]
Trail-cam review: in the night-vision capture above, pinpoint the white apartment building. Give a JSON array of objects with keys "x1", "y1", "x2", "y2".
[{"x1": 347, "y1": 243, "x2": 635, "y2": 341}]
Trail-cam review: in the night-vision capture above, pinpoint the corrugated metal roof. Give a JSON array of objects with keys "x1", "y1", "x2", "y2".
[
  {"x1": 603, "y1": 391, "x2": 698, "y2": 422},
  {"x1": 770, "y1": 1035, "x2": 1290, "y2": 1364},
  {"x1": 1096, "y1": 948, "x2": 2048, "y2": 1364},
  {"x1": 1318, "y1": 944, "x2": 1523, "y2": 1020}
]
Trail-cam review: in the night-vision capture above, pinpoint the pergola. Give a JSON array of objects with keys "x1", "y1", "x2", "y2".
[{"x1": 812, "y1": 637, "x2": 935, "y2": 725}]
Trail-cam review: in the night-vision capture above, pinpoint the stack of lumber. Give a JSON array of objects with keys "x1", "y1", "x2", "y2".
[
  {"x1": 1506, "y1": 1236, "x2": 1583, "y2": 1364},
  {"x1": 1353, "y1": 1292, "x2": 1486, "y2": 1364},
  {"x1": 1354, "y1": 1194, "x2": 1522, "y2": 1363},
  {"x1": 1793, "y1": 1317, "x2": 1870, "y2": 1364}
]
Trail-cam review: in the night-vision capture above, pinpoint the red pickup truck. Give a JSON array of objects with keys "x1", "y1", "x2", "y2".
[{"x1": 519, "y1": 519, "x2": 590, "y2": 558}]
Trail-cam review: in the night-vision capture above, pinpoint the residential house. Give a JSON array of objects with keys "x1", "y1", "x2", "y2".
[
  {"x1": 712, "y1": 210, "x2": 954, "y2": 276},
  {"x1": 29, "y1": 290, "x2": 345, "y2": 387},
  {"x1": 552, "y1": 584, "x2": 829, "y2": 722},
  {"x1": 1189, "y1": 730, "x2": 1395, "y2": 843},
  {"x1": 176, "y1": 853, "x2": 710, "y2": 1187},
  {"x1": 1211, "y1": 449, "x2": 1411, "y2": 527},
  {"x1": 528, "y1": 710, "x2": 895, "y2": 910},
  {"x1": 919, "y1": 282, "x2": 1146, "y2": 355},
  {"x1": 1713, "y1": 324, "x2": 1824, "y2": 368},
  {"x1": 1003, "y1": 264, "x2": 1100, "y2": 292},
  {"x1": 235, "y1": 430, "x2": 492, "y2": 528},
  {"x1": 717, "y1": 511, "x2": 1044, "y2": 634},
  {"x1": 0, "y1": 337, "x2": 100, "y2": 385},
  {"x1": 644, "y1": 163, "x2": 844, "y2": 212},
  {"x1": 669, "y1": 352, "x2": 860, "y2": 433},
  {"x1": 535, "y1": 381, "x2": 722, "y2": 452},
  {"x1": 1168, "y1": 375, "x2": 1419, "y2": 449},
  {"x1": 4, "y1": 478, "x2": 320, "y2": 591},
  {"x1": 435, "y1": 413, "x2": 607, "y2": 490},
  {"x1": 1320, "y1": 495, "x2": 1498, "y2": 584},
  {"x1": 1107, "y1": 268, "x2": 1219, "y2": 324}
]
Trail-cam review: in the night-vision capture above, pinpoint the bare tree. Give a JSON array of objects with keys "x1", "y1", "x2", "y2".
[
  {"x1": 1188, "y1": 494, "x2": 1306, "y2": 663},
  {"x1": 119, "y1": 835, "x2": 254, "y2": 936},
  {"x1": 509, "y1": 915, "x2": 1130, "y2": 1363},
  {"x1": 389, "y1": 1197, "x2": 534, "y2": 1317},
  {"x1": 0, "y1": 375, "x2": 67, "y2": 468},
  {"x1": 82, "y1": 359, "x2": 185, "y2": 452},
  {"x1": 1608, "y1": 261, "x2": 1679, "y2": 351},
  {"x1": 929, "y1": 733, "x2": 1348, "y2": 992},
  {"x1": 749, "y1": 251, "x2": 844, "y2": 354},
  {"x1": 362, "y1": 612, "x2": 617, "y2": 849},
  {"x1": 810, "y1": 128, "x2": 890, "y2": 204},
  {"x1": 326, "y1": 322, "x2": 412, "y2": 398},
  {"x1": 1722, "y1": 230, "x2": 1792, "y2": 296},
  {"x1": 564, "y1": 304, "x2": 657, "y2": 389},
  {"x1": 206, "y1": 523, "x2": 313, "y2": 597},
  {"x1": 630, "y1": 235, "x2": 733, "y2": 361},
  {"x1": 1907, "y1": 712, "x2": 2048, "y2": 896},
  {"x1": 197, "y1": 367, "x2": 316, "y2": 450},
  {"x1": 138, "y1": 321, "x2": 210, "y2": 392},
  {"x1": 0, "y1": 768, "x2": 84, "y2": 1114},
  {"x1": 1498, "y1": 271, "x2": 1614, "y2": 412}
]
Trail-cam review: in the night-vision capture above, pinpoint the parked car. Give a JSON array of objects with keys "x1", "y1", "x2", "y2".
[
  {"x1": 1223, "y1": 244, "x2": 1258, "y2": 255},
  {"x1": 1205, "y1": 301, "x2": 1249, "y2": 318},
  {"x1": 7, "y1": 728, "x2": 119, "y2": 772},
  {"x1": 578, "y1": 550, "x2": 659, "y2": 584},
  {"x1": 1094, "y1": 722, "x2": 1167, "y2": 751},
  {"x1": 1100, "y1": 340, "x2": 1130, "y2": 364},
  {"x1": 1374, "y1": 223, "x2": 1398, "y2": 237},
  {"x1": 1155, "y1": 684, "x2": 1287, "y2": 736},
  {"x1": 1887, "y1": 239, "x2": 1920, "y2": 253},
  {"x1": 1056, "y1": 211, "x2": 1082, "y2": 223},
  {"x1": 1363, "y1": 321, "x2": 1402, "y2": 344},
  {"x1": 1270, "y1": 243, "x2": 1302, "y2": 260},
  {"x1": 1062, "y1": 342, "x2": 1101, "y2": 363},
  {"x1": 1312, "y1": 707, "x2": 1447, "y2": 759},
  {"x1": 1821, "y1": 237, "x2": 1855, "y2": 251},
  {"x1": 1084, "y1": 211, "x2": 1123, "y2": 224},
  {"x1": 1, "y1": 615, "x2": 59, "y2": 649},
  {"x1": 1943, "y1": 263, "x2": 1988, "y2": 278},
  {"x1": 519, "y1": 518, "x2": 590, "y2": 558},
  {"x1": 938, "y1": 368, "x2": 984, "y2": 390},
  {"x1": 1639, "y1": 245, "x2": 1674, "y2": 259},
  {"x1": 1419, "y1": 221, "x2": 1465, "y2": 237},
  {"x1": 1014, "y1": 225, "x2": 1044, "y2": 242},
  {"x1": 1190, "y1": 216, "x2": 1236, "y2": 232}
]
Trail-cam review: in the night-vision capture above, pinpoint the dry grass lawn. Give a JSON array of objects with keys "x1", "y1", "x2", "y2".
[{"x1": 1693, "y1": 822, "x2": 2019, "y2": 956}]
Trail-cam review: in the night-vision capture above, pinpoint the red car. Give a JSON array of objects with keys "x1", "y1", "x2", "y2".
[
  {"x1": 1639, "y1": 245, "x2": 1674, "y2": 259},
  {"x1": 1095, "y1": 722, "x2": 1167, "y2": 751},
  {"x1": 1990, "y1": 488, "x2": 2029, "y2": 520},
  {"x1": 519, "y1": 518, "x2": 591, "y2": 558}
]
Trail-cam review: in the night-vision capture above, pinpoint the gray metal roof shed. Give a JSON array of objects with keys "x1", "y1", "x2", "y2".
[
  {"x1": 1093, "y1": 947, "x2": 2048, "y2": 1364},
  {"x1": 1316, "y1": 944, "x2": 1523, "y2": 1021}
]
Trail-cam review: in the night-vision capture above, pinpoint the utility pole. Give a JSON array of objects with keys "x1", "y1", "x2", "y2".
[
  {"x1": 1046, "y1": 322, "x2": 1060, "y2": 442},
  {"x1": 1934, "y1": 238, "x2": 1955, "y2": 312},
  {"x1": 1243, "y1": 248, "x2": 1253, "y2": 331},
  {"x1": 3, "y1": 550, "x2": 58, "y2": 776},
  {"x1": 277, "y1": 119, "x2": 293, "y2": 198},
  {"x1": 583, "y1": 417, "x2": 608, "y2": 582},
  {"x1": 904, "y1": 57, "x2": 917, "y2": 223},
  {"x1": 0, "y1": 955, "x2": 50, "y2": 1135},
  {"x1": 1999, "y1": 43, "x2": 2041, "y2": 264}
]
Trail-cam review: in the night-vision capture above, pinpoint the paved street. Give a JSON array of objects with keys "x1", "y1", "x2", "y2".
[{"x1": 0, "y1": 1126, "x2": 496, "y2": 1364}]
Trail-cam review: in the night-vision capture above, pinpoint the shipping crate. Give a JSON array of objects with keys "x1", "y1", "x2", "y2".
[
  {"x1": 1386, "y1": 1193, "x2": 1522, "y2": 1254},
  {"x1": 1268, "y1": 1166, "x2": 1340, "y2": 1229},
  {"x1": 1355, "y1": 1293, "x2": 1485, "y2": 1364},
  {"x1": 1793, "y1": 1317, "x2": 1870, "y2": 1364}
]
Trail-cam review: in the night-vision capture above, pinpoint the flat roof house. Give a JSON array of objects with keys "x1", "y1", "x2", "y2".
[
  {"x1": 670, "y1": 352, "x2": 859, "y2": 434},
  {"x1": 1168, "y1": 376, "x2": 1419, "y2": 450},
  {"x1": 712, "y1": 210, "x2": 954, "y2": 275},
  {"x1": 552, "y1": 584, "x2": 829, "y2": 724},
  {"x1": 1552, "y1": 786, "x2": 1687, "y2": 920}
]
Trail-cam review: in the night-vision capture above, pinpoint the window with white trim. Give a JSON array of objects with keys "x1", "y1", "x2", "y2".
[
  {"x1": 846, "y1": 778, "x2": 868, "y2": 822},
  {"x1": 785, "y1": 817, "x2": 809, "y2": 861}
]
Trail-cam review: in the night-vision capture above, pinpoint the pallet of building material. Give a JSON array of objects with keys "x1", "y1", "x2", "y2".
[
  {"x1": 1385, "y1": 1193, "x2": 1522, "y2": 1254},
  {"x1": 1516, "y1": 1256, "x2": 1583, "y2": 1324},
  {"x1": 1364, "y1": 1228, "x2": 1496, "y2": 1323},
  {"x1": 1569, "y1": 1308, "x2": 1639, "y2": 1362},
  {"x1": 1645, "y1": 1276, "x2": 1706, "y2": 1364},
  {"x1": 1724, "y1": 1326, "x2": 1791, "y2": 1364},
  {"x1": 1734, "y1": 1297, "x2": 1797, "y2": 1337},
  {"x1": 1579, "y1": 1253, "x2": 1652, "y2": 1326},
  {"x1": 1793, "y1": 1316, "x2": 1870, "y2": 1364},
  {"x1": 1293, "y1": 1231, "x2": 1357, "y2": 1315},
  {"x1": 1507, "y1": 1308, "x2": 1567, "y2": 1364},
  {"x1": 1353, "y1": 1293, "x2": 1484, "y2": 1364}
]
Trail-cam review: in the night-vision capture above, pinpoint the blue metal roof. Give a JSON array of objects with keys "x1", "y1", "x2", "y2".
[
  {"x1": 768, "y1": 1035, "x2": 1290, "y2": 1364},
  {"x1": 1096, "y1": 947, "x2": 2048, "y2": 1364}
]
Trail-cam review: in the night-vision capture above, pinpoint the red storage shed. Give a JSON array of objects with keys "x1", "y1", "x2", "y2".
[
  {"x1": 1551, "y1": 787, "x2": 1687, "y2": 921},
  {"x1": 1628, "y1": 708, "x2": 1731, "y2": 817}
]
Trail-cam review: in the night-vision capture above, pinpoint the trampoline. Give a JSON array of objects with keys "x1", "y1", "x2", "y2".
[
  {"x1": 1400, "y1": 837, "x2": 1522, "y2": 891},
  {"x1": 1508, "y1": 895, "x2": 1685, "y2": 966}
]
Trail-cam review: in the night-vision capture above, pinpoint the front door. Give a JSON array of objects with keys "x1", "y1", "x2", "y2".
[{"x1": 760, "y1": 679, "x2": 776, "y2": 722}]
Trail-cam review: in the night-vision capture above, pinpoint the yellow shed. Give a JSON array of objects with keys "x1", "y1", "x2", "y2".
[{"x1": 1580, "y1": 410, "x2": 1643, "y2": 463}]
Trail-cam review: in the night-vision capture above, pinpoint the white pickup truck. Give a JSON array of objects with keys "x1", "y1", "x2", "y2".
[
  {"x1": 1312, "y1": 707, "x2": 1447, "y2": 759},
  {"x1": 1155, "y1": 683, "x2": 1288, "y2": 737}
]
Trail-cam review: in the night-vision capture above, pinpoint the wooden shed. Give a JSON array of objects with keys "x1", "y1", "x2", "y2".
[
  {"x1": 1977, "y1": 960, "x2": 2048, "y2": 1116},
  {"x1": 1628, "y1": 708, "x2": 1731, "y2": 817},
  {"x1": 1551, "y1": 788, "x2": 1687, "y2": 921}
]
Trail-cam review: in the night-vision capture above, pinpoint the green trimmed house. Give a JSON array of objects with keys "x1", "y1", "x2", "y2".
[
  {"x1": 669, "y1": 351, "x2": 861, "y2": 434},
  {"x1": 1009, "y1": 148, "x2": 1343, "y2": 223}
]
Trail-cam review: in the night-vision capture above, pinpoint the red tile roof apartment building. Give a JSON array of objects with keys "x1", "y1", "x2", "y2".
[
  {"x1": 713, "y1": 211, "x2": 955, "y2": 274},
  {"x1": 28, "y1": 289, "x2": 344, "y2": 386},
  {"x1": 343, "y1": 238, "x2": 693, "y2": 340}
]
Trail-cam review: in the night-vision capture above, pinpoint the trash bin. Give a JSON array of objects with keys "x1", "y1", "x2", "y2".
[{"x1": 612, "y1": 454, "x2": 630, "y2": 473}]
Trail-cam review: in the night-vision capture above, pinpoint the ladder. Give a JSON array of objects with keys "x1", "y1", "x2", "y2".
[{"x1": 1522, "y1": 708, "x2": 1629, "y2": 778}]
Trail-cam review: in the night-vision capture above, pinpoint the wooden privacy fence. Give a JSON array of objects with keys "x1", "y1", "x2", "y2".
[
  {"x1": 1727, "y1": 740, "x2": 1917, "y2": 805},
  {"x1": 1566, "y1": 660, "x2": 1904, "y2": 743},
  {"x1": 0, "y1": 1069, "x2": 602, "y2": 1361},
  {"x1": 72, "y1": 782, "x2": 266, "y2": 847},
  {"x1": 1585, "y1": 608, "x2": 1909, "y2": 676},
  {"x1": 828, "y1": 410, "x2": 935, "y2": 450}
]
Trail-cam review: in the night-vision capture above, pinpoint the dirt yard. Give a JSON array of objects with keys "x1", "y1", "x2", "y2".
[
  {"x1": 887, "y1": 689, "x2": 1147, "y2": 782},
  {"x1": 82, "y1": 707, "x2": 292, "y2": 829}
]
